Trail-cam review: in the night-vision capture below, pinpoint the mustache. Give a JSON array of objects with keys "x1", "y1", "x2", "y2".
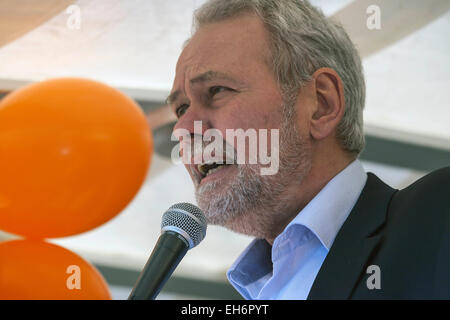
[{"x1": 179, "y1": 134, "x2": 237, "y2": 164}]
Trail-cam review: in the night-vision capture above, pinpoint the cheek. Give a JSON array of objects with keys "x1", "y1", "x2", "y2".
[
  {"x1": 292, "y1": 85, "x2": 318, "y2": 136},
  {"x1": 215, "y1": 94, "x2": 283, "y2": 131},
  {"x1": 211, "y1": 106, "x2": 271, "y2": 151},
  {"x1": 293, "y1": 103, "x2": 312, "y2": 138},
  {"x1": 209, "y1": 97, "x2": 284, "y2": 161}
]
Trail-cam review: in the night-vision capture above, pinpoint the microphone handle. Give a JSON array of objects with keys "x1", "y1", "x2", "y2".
[{"x1": 128, "y1": 231, "x2": 189, "y2": 300}]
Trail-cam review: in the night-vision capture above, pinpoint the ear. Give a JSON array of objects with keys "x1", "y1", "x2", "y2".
[{"x1": 310, "y1": 68, "x2": 345, "y2": 141}]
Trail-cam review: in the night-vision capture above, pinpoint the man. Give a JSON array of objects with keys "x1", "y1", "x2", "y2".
[{"x1": 167, "y1": 0, "x2": 449, "y2": 299}]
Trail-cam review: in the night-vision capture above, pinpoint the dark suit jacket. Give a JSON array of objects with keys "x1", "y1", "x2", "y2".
[{"x1": 307, "y1": 166, "x2": 450, "y2": 299}]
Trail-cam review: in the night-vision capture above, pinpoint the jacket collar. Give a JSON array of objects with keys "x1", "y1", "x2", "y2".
[{"x1": 307, "y1": 172, "x2": 397, "y2": 299}]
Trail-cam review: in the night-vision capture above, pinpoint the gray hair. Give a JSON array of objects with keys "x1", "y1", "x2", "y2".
[{"x1": 192, "y1": 0, "x2": 366, "y2": 155}]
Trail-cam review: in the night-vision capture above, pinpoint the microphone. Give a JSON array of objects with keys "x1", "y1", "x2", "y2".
[{"x1": 128, "y1": 203, "x2": 207, "y2": 300}]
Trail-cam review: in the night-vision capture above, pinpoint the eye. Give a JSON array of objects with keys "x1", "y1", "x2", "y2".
[
  {"x1": 209, "y1": 86, "x2": 230, "y2": 96},
  {"x1": 175, "y1": 103, "x2": 189, "y2": 118}
]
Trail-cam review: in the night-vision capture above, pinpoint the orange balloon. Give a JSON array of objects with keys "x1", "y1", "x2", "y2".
[
  {"x1": 0, "y1": 239, "x2": 112, "y2": 300},
  {"x1": 0, "y1": 78, "x2": 152, "y2": 238}
]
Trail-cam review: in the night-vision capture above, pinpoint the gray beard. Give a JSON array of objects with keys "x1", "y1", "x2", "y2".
[{"x1": 194, "y1": 102, "x2": 312, "y2": 238}]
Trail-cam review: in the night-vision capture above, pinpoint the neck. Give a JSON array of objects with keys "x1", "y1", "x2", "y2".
[{"x1": 264, "y1": 151, "x2": 355, "y2": 245}]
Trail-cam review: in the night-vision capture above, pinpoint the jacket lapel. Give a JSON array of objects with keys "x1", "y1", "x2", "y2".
[{"x1": 307, "y1": 173, "x2": 397, "y2": 299}]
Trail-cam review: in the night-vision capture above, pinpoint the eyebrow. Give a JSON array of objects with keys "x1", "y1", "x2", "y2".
[{"x1": 165, "y1": 70, "x2": 236, "y2": 106}]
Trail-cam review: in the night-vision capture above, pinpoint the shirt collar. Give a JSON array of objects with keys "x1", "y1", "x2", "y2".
[{"x1": 274, "y1": 159, "x2": 367, "y2": 252}]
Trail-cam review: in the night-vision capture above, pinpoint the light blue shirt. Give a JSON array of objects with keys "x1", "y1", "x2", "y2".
[{"x1": 227, "y1": 160, "x2": 368, "y2": 300}]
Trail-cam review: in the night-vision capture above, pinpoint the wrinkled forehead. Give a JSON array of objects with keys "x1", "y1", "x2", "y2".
[{"x1": 173, "y1": 14, "x2": 272, "y2": 86}]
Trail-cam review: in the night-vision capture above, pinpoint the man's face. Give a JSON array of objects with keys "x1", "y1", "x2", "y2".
[{"x1": 169, "y1": 14, "x2": 311, "y2": 236}]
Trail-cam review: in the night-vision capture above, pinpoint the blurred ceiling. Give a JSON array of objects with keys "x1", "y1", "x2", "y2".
[{"x1": 0, "y1": 0, "x2": 75, "y2": 47}]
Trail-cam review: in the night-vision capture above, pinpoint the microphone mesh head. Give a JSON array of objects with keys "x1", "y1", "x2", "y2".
[{"x1": 161, "y1": 203, "x2": 207, "y2": 249}]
